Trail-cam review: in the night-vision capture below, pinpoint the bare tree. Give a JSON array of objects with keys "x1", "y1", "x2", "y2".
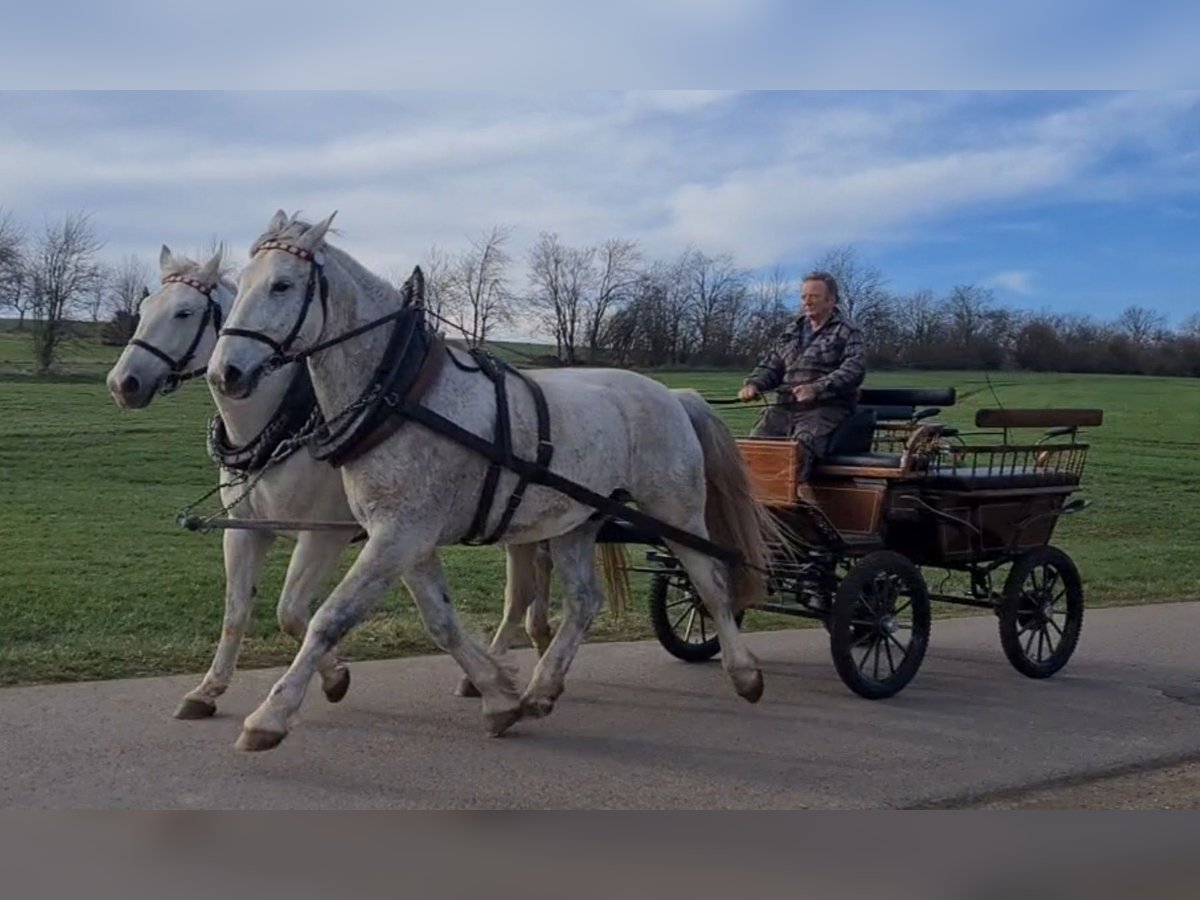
[
  {"x1": 99, "y1": 254, "x2": 153, "y2": 345},
  {"x1": 585, "y1": 237, "x2": 640, "y2": 361},
  {"x1": 1117, "y1": 305, "x2": 1167, "y2": 345},
  {"x1": 809, "y1": 244, "x2": 889, "y2": 326},
  {"x1": 680, "y1": 248, "x2": 747, "y2": 363},
  {"x1": 419, "y1": 244, "x2": 453, "y2": 321},
  {"x1": 943, "y1": 284, "x2": 996, "y2": 347},
  {"x1": 1179, "y1": 311, "x2": 1200, "y2": 338},
  {"x1": 446, "y1": 226, "x2": 514, "y2": 344},
  {"x1": 526, "y1": 232, "x2": 597, "y2": 364},
  {"x1": 82, "y1": 262, "x2": 113, "y2": 322},
  {"x1": 110, "y1": 254, "x2": 153, "y2": 316},
  {"x1": 27, "y1": 212, "x2": 104, "y2": 373},
  {"x1": 737, "y1": 266, "x2": 793, "y2": 361},
  {"x1": 0, "y1": 209, "x2": 28, "y2": 329},
  {"x1": 893, "y1": 289, "x2": 946, "y2": 351}
]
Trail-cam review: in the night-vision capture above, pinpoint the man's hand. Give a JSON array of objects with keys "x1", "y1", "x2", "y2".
[
  {"x1": 791, "y1": 384, "x2": 817, "y2": 404},
  {"x1": 738, "y1": 384, "x2": 760, "y2": 402}
]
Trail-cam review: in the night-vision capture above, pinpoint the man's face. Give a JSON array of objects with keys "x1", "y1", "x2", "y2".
[{"x1": 801, "y1": 279, "x2": 835, "y2": 324}]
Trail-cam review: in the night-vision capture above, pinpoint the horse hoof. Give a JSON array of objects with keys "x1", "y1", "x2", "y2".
[
  {"x1": 454, "y1": 677, "x2": 482, "y2": 698},
  {"x1": 736, "y1": 669, "x2": 764, "y2": 704},
  {"x1": 323, "y1": 667, "x2": 351, "y2": 703},
  {"x1": 174, "y1": 697, "x2": 217, "y2": 720},
  {"x1": 236, "y1": 728, "x2": 287, "y2": 752},
  {"x1": 484, "y1": 707, "x2": 522, "y2": 738},
  {"x1": 520, "y1": 695, "x2": 555, "y2": 720}
]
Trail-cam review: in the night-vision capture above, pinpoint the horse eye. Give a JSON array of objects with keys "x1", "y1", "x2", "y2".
[
  {"x1": 174, "y1": 309, "x2": 193, "y2": 319},
  {"x1": 271, "y1": 280, "x2": 292, "y2": 293}
]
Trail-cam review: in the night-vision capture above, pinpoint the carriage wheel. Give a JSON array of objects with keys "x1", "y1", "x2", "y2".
[
  {"x1": 649, "y1": 572, "x2": 744, "y2": 663},
  {"x1": 999, "y1": 546, "x2": 1084, "y2": 678},
  {"x1": 829, "y1": 551, "x2": 931, "y2": 699}
]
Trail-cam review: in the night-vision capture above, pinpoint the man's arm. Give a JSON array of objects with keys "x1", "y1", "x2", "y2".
[
  {"x1": 813, "y1": 325, "x2": 866, "y2": 400},
  {"x1": 744, "y1": 340, "x2": 786, "y2": 393}
]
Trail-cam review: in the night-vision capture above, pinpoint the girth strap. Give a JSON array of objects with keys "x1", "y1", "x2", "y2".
[{"x1": 459, "y1": 352, "x2": 553, "y2": 546}]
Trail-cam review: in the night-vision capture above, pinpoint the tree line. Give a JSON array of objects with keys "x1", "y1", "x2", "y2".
[{"x1": 2, "y1": 208, "x2": 1197, "y2": 378}]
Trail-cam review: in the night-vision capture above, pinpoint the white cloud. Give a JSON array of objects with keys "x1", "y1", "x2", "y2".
[
  {"x1": 983, "y1": 270, "x2": 1035, "y2": 294},
  {"x1": 0, "y1": 90, "x2": 1197, "y2": 343}
]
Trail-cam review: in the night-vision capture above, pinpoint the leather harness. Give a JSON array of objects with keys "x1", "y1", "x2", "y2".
[{"x1": 218, "y1": 241, "x2": 741, "y2": 562}]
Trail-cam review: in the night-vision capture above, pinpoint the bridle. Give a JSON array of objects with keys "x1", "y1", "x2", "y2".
[
  {"x1": 129, "y1": 273, "x2": 224, "y2": 394},
  {"x1": 217, "y1": 237, "x2": 422, "y2": 372},
  {"x1": 218, "y1": 239, "x2": 329, "y2": 365}
]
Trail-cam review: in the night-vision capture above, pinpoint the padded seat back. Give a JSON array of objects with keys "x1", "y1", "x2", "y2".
[{"x1": 827, "y1": 408, "x2": 877, "y2": 455}]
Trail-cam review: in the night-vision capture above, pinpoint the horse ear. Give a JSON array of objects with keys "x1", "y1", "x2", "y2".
[
  {"x1": 159, "y1": 244, "x2": 174, "y2": 272},
  {"x1": 269, "y1": 209, "x2": 288, "y2": 232},
  {"x1": 410, "y1": 265, "x2": 425, "y2": 306},
  {"x1": 297, "y1": 211, "x2": 337, "y2": 251},
  {"x1": 199, "y1": 244, "x2": 223, "y2": 283}
]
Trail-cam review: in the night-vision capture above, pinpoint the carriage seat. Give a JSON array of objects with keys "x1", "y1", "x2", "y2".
[
  {"x1": 814, "y1": 408, "x2": 902, "y2": 471},
  {"x1": 923, "y1": 464, "x2": 1081, "y2": 490},
  {"x1": 821, "y1": 452, "x2": 903, "y2": 469}
]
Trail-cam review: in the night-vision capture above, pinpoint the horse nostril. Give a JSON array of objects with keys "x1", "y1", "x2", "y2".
[
  {"x1": 120, "y1": 375, "x2": 140, "y2": 396},
  {"x1": 222, "y1": 364, "x2": 244, "y2": 390}
]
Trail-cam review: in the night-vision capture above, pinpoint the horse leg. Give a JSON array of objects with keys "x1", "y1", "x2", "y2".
[
  {"x1": 236, "y1": 532, "x2": 409, "y2": 750},
  {"x1": 663, "y1": 540, "x2": 763, "y2": 704},
  {"x1": 175, "y1": 528, "x2": 274, "y2": 719},
  {"x1": 455, "y1": 542, "x2": 542, "y2": 698},
  {"x1": 276, "y1": 532, "x2": 352, "y2": 704},
  {"x1": 526, "y1": 541, "x2": 555, "y2": 655},
  {"x1": 520, "y1": 524, "x2": 605, "y2": 720},
  {"x1": 403, "y1": 551, "x2": 522, "y2": 736}
]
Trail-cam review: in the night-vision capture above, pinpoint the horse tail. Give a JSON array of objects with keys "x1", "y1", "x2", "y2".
[
  {"x1": 528, "y1": 541, "x2": 630, "y2": 624},
  {"x1": 674, "y1": 389, "x2": 786, "y2": 612},
  {"x1": 595, "y1": 543, "x2": 631, "y2": 620}
]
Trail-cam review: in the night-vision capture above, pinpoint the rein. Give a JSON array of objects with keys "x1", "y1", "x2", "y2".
[{"x1": 130, "y1": 274, "x2": 223, "y2": 394}]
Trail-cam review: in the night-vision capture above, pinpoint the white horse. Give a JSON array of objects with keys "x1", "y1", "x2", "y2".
[
  {"x1": 105, "y1": 245, "x2": 358, "y2": 717},
  {"x1": 106, "y1": 245, "x2": 567, "y2": 715},
  {"x1": 208, "y1": 211, "x2": 779, "y2": 752}
]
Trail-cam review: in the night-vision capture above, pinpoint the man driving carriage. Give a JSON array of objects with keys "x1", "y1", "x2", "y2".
[{"x1": 738, "y1": 271, "x2": 866, "y2": 479}]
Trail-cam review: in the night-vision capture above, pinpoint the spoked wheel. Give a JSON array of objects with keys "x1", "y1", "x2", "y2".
[
  {"x1": 830, "y1": 551, "x2": 931, "y2": 699},
  {"x1": 649, "y1": 571, "x2": 744, "y2": 663},
  {"x1": 999, "y1": 546, "x2": 1084, "y2": 678}
]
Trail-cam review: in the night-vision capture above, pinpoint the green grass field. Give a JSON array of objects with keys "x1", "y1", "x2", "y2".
[{"x1": 3, "y1": 330, "x2": 1199, "y2": 686}]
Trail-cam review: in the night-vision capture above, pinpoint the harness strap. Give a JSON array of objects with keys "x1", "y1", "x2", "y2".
[
  {"x1": 309, "y1": 305, "x2": 430, "y2": 467},
  {"x1": 393, "y1": 399, "x2": 742, "y2": 565},
  {"x1": 129, "y1": 337, "x2": 180, "y2": 369},
  {"x1": 461, "y1": 351, "x2": 512, "y2": 545},
  {"x1": 479, "y1": 366, "x2": 553, "y2": 545}
]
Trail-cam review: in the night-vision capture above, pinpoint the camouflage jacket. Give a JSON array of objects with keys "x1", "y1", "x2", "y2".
[{"x1": 744, "y1": 308, "x2": 866, "y2": 410}]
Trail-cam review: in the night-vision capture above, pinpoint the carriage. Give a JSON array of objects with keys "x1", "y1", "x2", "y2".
[{"x1": 629, "y1": 388, "x2": 1102, "y2": 700}]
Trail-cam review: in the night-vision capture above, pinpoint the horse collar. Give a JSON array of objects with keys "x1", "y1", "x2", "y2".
[{"x1": 208, "y1": 365, "x2": 319, "y2": 472}]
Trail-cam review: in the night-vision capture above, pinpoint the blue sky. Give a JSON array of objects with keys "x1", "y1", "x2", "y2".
[{"x1": 1, "y1": 90, "x2": 1197, "y2": 334}]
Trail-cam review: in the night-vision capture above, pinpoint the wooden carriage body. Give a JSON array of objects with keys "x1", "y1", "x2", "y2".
[{"x1": 736, "y1": 389, "x2": 1101, "y2": 568}]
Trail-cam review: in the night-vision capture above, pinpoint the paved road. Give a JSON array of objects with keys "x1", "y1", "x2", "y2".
[{"x1": 3, "y1": 602, "x2": 1199, "y2": 808}]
